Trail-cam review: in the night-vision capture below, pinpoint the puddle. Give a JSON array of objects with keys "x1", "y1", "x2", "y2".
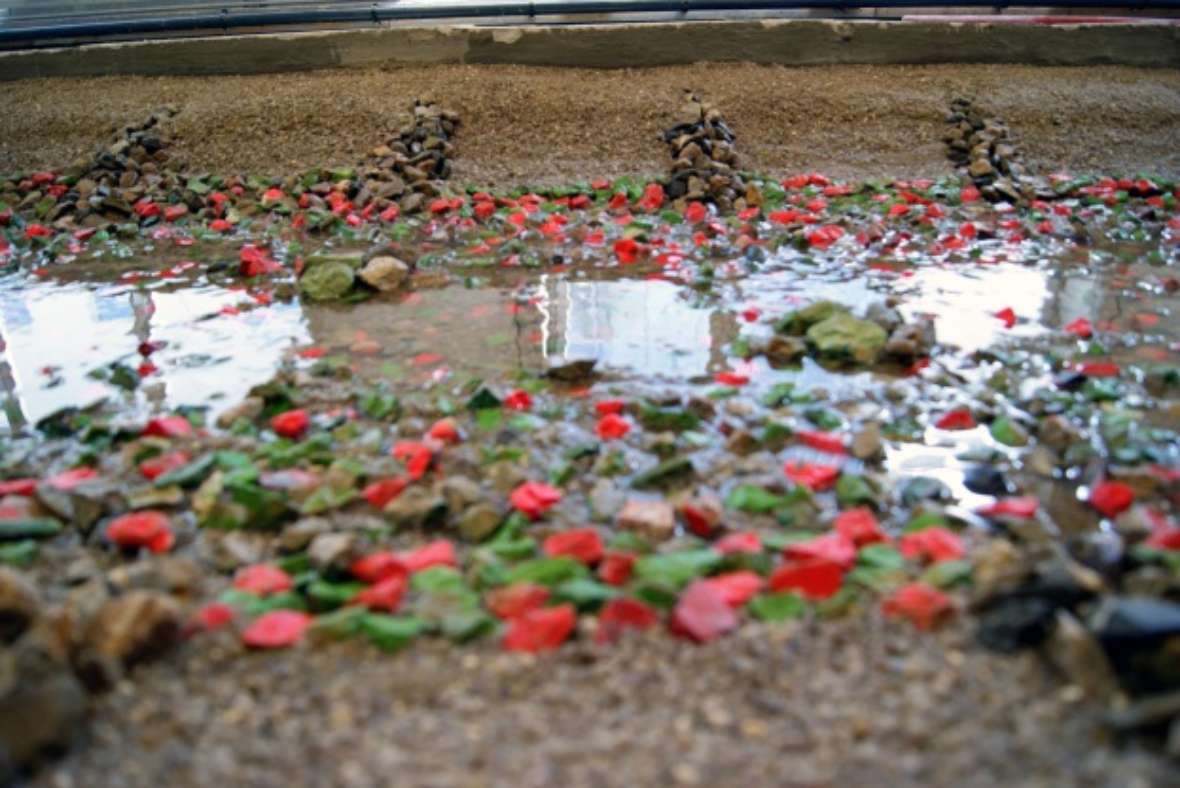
[
  {"x1": 304, "y1": 274, "x2": 738, "y2": 383},
  {"x1": 737, "y1": 258, "x2": 1055, "y2": 354},
  {"x1": 0, "y1": 233, "x2": 1169, "y2": 432},
  {"x1": 0, "y1": 277, "x2": 307, "y2": 428}
]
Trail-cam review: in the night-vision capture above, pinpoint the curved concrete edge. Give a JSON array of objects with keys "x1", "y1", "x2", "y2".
[{"x1": 1, "y1": 19, "x2": 1178, "y2": 81}]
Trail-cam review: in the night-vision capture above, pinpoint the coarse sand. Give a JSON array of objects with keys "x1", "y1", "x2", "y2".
[
  {"x1": 31, "y1": 613, "x2": 1174, "y2": 788},
  {"x1": 2, "y1": 63, "x2": 1179, "y2": 185}
]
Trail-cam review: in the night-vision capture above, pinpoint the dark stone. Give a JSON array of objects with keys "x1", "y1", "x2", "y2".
[
  {"x1": 545, "y1": 358, "x2": 597, "y2": 383},
  {"x1": 1090, "y1": 596, "x2": 1180, "y2": 695},
  {"x1": 977, "y1": 596, "x2": 1058, "y2": 653},
  {"x1": 899, "y1": 476, "x2": 952, "y2": 507},
  {"x1": 1055, "y1": 371, "x2": 1088, "y2": 391},
  {"x1": 963, "y1": 465, "x2": 1011, "y2": 497}
]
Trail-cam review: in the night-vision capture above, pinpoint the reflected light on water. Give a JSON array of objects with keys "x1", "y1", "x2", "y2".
[
  {"x1": 542, "y1": 277, "x2": 716, "y2": 377},
  {"x1": 0, "y1": 280, "x2": 308, "y2": 428}
]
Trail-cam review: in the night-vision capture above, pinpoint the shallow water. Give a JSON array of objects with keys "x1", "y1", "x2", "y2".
[
  {"x1": 0, "y1": 277, "x2": 307, "y2": 428},
  {"x1": 0, "y1": 226, "x2": 1170, "y2": 432}
]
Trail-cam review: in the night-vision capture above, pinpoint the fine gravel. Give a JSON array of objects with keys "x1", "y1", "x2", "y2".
[
  {"x1": 1, "y1": 63, "x2": 1179, "y2": 185},
  {"x1": 30, "y1": 613, "x2": 1173, "y2": 788}
]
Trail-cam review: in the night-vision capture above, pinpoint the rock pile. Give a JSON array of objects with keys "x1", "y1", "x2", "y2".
[
  {"x1": 661, "y1": 91, "x2": 752, "y2": 214},
  {"x1": 359, "y1": 99, "x2": 461, "y2": 216},
  {"x1": 38, "y1": 106, "x2": 186, "y2": 226},
  {"x1": 943, "y1": 97, "x2": 1038, "y2": 204},
  {"x1": 0, "y1": 99, "x2": 462, "y2": 238}
]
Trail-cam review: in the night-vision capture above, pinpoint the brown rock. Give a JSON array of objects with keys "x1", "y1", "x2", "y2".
[
  {"x1": 0, "y1": 637, "x2": 86, "y2": 773},
  {"x1": 968, "y1": 158, "x2": 995, "y2": 178},
  {"x1": 851, "y1": 423, "x2": 884, "y2": 461},
  {"x1": 456, "y1": 503, "x2": 502, "y2": 542},
  {"x1": 617, "y1": 499, "x2": 675, "y2": 542},
  {"x1": 78, "y1": 591, "x2": 181, "y2": 689},
  {"x1": 278, "y1": 517, "x2": 333, "y2": 553},
  {"x1": 763, "y1": 335, "x2": 806, "y2": 366},
  {"x1": 358, "y1": 255, "x2": 410, "y2": 292},
  {"x1": 216, "y1": 396, "x2": 264, "y2": 428},
  {"x1": 971, "y1": 538, "x2": 1032, "y2": 602},
  {"x1": 1037, "y1": 415, "x2": 1082, "y2": 452},
  {"x1": 441, "y1": 476, "x2": 483, "y2": 513},
  {"x1": 885, "y1": 320, "x2": 935, "y2": 360},
  {"x1": 0, "y1": 568, "x2": 41, "y2": 644},
  {"x1": 307, "y1": 532, "x2": 360, "y2": 572},
  {"x1": 1044, "y1": 611, "x2": 1120, "y2": 702},
  {"x1": 400, "y1": 192, "x2": 425, "y2": 214},
  {"x1": 383, "y1": 486, "x2": 446, "y2": 528},
  {"x1": 107, "y1": 557, "x2": 202, "y2": 595},
  {"x1": 545, "y1": 358, "x2": 597, "y2": 382},
  {"x1": 725, "y1": 430, "x2": 759, "y2": 456}
]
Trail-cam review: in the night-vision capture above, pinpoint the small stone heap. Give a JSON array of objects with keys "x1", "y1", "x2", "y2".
[
  {"x1": 943, "y1": 97, "x2": 1036, "y2": 204},
  {"x1": 359, "y1": 99, "x2": 460, "y2": 215},
  {"x1": 662, "y1": 91, "x2": 750, "y2": 213},
  {"x1": 47, "y1": 106, "x2": 186, "y2": 225}
]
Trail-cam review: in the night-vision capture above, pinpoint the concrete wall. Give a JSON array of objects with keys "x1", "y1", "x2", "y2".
[{"x1": 1, "y1": 19, "x2": 1178, "y2": 81}]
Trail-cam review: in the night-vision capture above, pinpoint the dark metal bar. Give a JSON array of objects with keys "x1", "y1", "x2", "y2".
[{"x1": 2, "y1": 0, "x2": 1177, "y2": 47}]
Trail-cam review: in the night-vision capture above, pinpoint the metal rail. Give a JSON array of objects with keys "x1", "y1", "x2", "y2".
[{"x1": 2, "y1": 0, "x2": 1177, "y2": 47}]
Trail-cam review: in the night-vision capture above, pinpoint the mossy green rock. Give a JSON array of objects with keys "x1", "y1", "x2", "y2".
[
  {"x1": 775, "y1": 300, "x2": 848, "y2": 335},
  {"x1": 806, "y1": 312, "x2": 887, "y2": 364},
  {"x1": 299, "y1": 261, "x2": 355, "y2": 301},
  {"x1": 305, "y1": 251, "x2": 365, "y2": 271}
]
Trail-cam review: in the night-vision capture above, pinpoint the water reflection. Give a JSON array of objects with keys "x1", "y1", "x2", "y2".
[
  {"x1": 740, "y1": 262, "x2": 1054, "y2": 354},
  {"x1": 0, "y1": 248, "x2": 1134, "y2": 429},
  {"x1": 543, "y1": 277, "x2": 725, "y2": 376},
  {"x1": 0, "y1": 278, "x2": 308, "y2": 428},
  {"x1": 303, "y1": 275, "x2": 733, "y2": 381}
]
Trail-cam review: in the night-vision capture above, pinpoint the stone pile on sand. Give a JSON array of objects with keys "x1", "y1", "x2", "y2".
[
  {"x1": 662, "y1": 91, "x2": 755, "y2": 214},
  {"x1": 359, "y1": 99, "x2": 460, "y2": 215},
  {"x1": 33, "y1": 106, "x2": 185, "y2": 226},
  {"x1": 943, "y1": 97, "x2": 1043, "y2": 204}
]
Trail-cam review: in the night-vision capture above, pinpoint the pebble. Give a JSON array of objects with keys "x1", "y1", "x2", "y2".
[
  {"x1": 215, "y1": 396, "x2": 264, "y2": 428},
  {"x1": 1044, "y1": 611, "x2": 1120, "y2": 702},
  {"x1": 440, "y1": 476, "x2": 484, "y2": 513},
  {"x1": 850, "y1": 423, "x2": 883, "y2": 461},
  {"x1": 358, "y1": 256, "x2": 410, "y2": 292},
  {"x1": 382, "y1": 487, "x2": 446, "y2": 528},
  {"x1": 456, "y1": 504, "x2": 502, "y2": 542},
  {"x1": 617, "y1": 499, "x2": 675, "y2": 542},
  {"x1": 0, "y1": 642, "x2": 86, "y2": 776},
  {"x1": 78, "y1": 591, "x2": 182, "y2": 689},
  {"x1": 763, "y1": 335, "x2": 806, "y2": 365},
  {"x1": 308, "y1": 532, "x2": 360, "y2": 572},
  {"x1": 0, "y1": 568, "x2": 41, "y2": 643},
  {"x1": 278, "y1": 517, "x2": 333, "y2": 553},
  {"x1": 545, "y1": 358, "x2": 597, "y2": 382}
]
